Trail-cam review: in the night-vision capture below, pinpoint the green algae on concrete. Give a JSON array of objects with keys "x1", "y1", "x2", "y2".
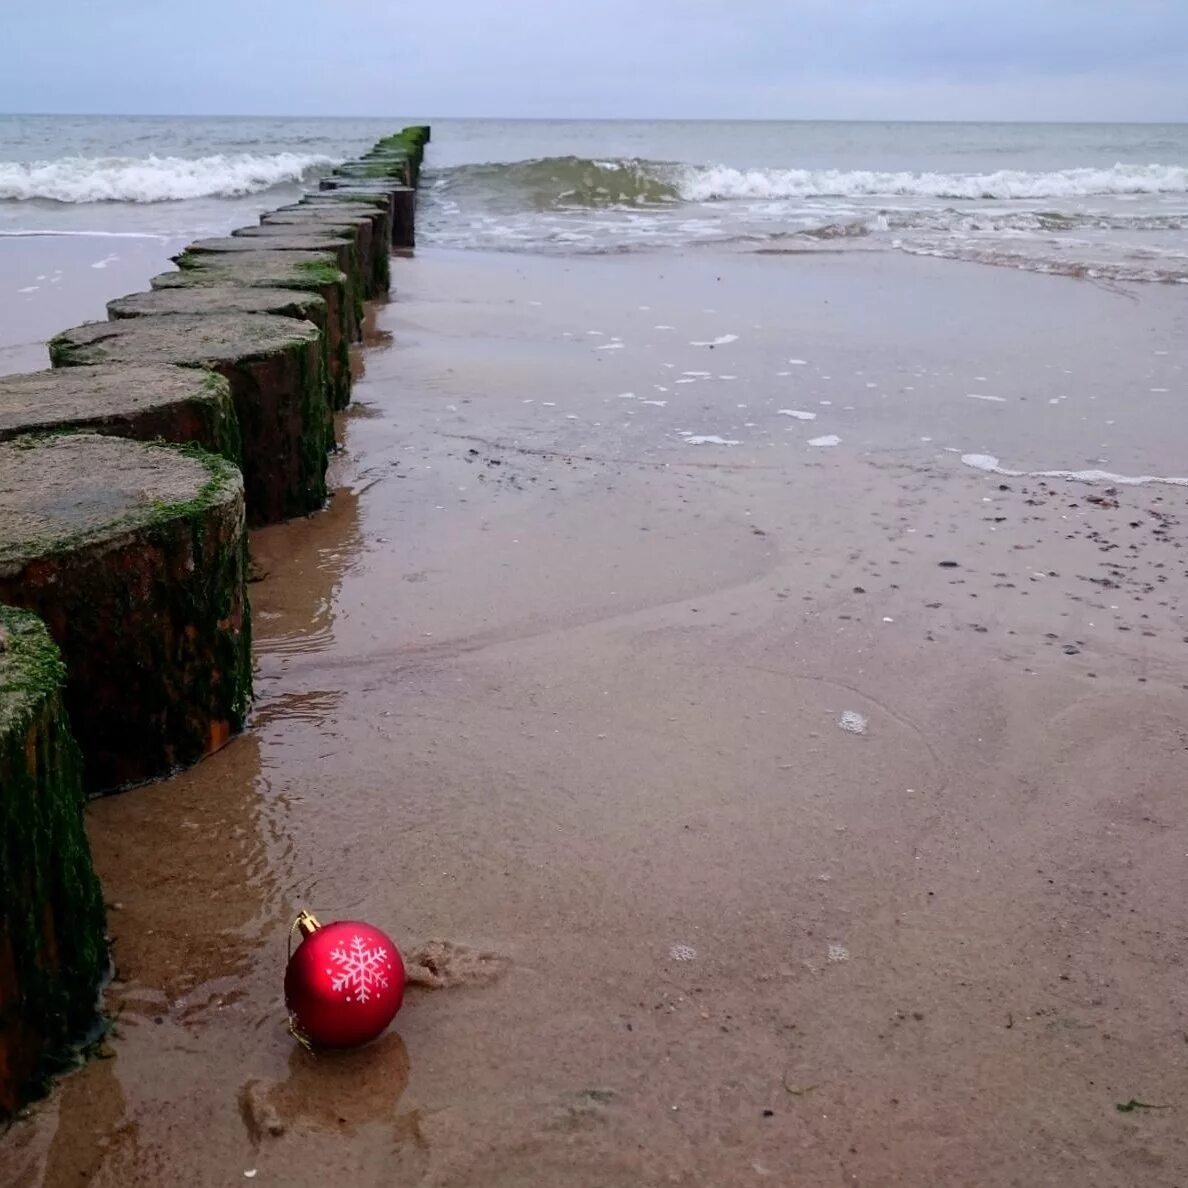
[
  {"x1": 152, "y1": 252, "x2": 354, "y2": 406},
  {"x1": 0, "y1": 364, "x2": 242, "y2": 464},
  {"x1": 180, "y1": 235, "x2": 364, "y2": 333},
  {"x1": 231, "y1": 220, "x2": 383, "y2": 301},
  {"x1": 0, "y1": 435, "x2": 251, "y2": 794},
  {"x1": 0, "y1": 605, "x2": 107, "y2": 1117},
  {"x1": 106, "y1": 285, "x2": 339, "y2": 409},
  {"x1": 315, "y1": 181, "x2": 416, "y2": 247},
  {"x1": 49, "y1": 314, "x2": 331, "y2": 525},
  {"x1": 258, "y1": 210, "x2": 390, "y2": 298},
  {"x1": 334, "y1": 158, "x2": 411, "y2": 185},
  {"x1": 294, "y1": 191, "x2": 402, "y2": 248}
]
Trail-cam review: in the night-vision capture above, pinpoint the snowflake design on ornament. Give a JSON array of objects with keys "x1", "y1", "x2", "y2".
[{"x1": 326, "y1": 935, "x2": 391, "y2": 1004}]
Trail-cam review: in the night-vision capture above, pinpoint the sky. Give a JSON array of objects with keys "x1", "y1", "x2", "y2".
[{"x1": 3, "y1": 0, "x2": 1186, "y2": 122}]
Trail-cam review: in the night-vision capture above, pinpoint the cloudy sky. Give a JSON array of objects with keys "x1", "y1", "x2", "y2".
[{"x1": 3, "y1": 0, "x2": 1185, "y2": 121}]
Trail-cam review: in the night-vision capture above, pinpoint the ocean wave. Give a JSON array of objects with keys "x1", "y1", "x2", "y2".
[
  {"x1": 0, "y1": 152, "x2": 335, "y2": 203},
  {"x1": 427, "y1": 157, "x2": 1188, "y2": 210},
  {"x1": 679, "y1": 162, "x2": 1188, "y2": 201},
  {"x1": 429, "y1": 156, "x2": 682, "y2": 210}
]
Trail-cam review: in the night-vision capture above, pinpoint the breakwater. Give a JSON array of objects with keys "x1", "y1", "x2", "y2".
[{"x1": 0, "y1": 124, "x2": 429, "y2": 1114}]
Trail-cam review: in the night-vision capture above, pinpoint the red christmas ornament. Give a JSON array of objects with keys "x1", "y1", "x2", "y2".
[{"x1": 284, "y1": 912, "x2": 405, "y2": 1049}]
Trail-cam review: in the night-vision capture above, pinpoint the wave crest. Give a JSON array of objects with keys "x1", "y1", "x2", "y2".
[
  {"x1": 0, "y1": 152, "x2": 335, "y2": 203},
  {"x1": 679, "y1": 162, "x2": 1188, "y2": 201},
  {"x1": 431, "y1": 156, "x2": 681, "y2": 210},
  {"x1": 429, "y1": 156, "x2": 1188, "y2": 210}
]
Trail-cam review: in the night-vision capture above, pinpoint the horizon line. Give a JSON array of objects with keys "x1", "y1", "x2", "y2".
[{"x1": 1, "y1": 112, "x2": 1186, "y2": 127}]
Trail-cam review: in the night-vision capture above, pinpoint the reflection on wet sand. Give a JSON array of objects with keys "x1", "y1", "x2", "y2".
[{"x1": 5, "y1": 246, "x2": 1188, "y2": 1186}]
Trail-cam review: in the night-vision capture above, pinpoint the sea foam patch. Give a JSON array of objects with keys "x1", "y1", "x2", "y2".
[
  {"x1": 961, "y1": 453, "x2": 1188, "y2": 487},
  {"x1": 678, "y1": 432, "x2": 740, "y2": 446}
]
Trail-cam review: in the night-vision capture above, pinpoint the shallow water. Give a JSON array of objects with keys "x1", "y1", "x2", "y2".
[{"x1": 2, "y1": 116, "x2": 1187, "y2": 281}]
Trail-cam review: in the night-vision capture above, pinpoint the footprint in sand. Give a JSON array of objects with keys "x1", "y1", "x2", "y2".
[{"x1": 404, "y1": 939, "x2": 509, "y2": 989}]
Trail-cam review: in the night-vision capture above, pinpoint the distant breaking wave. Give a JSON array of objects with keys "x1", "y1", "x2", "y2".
[
  {"x1": 0, "y1": 152, "x2": 335, "y2": 203},
  {"x1": 429, "y1": 156, "x2": 682, "y2": 210},
  {"x1": 681, "y1": 162, "x2": 1188, "y2": 201},
  {"x1": 429, "y1": 156, "x2": 1188, "y2": 209}
]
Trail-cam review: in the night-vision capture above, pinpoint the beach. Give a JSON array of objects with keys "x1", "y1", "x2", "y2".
[
  {"x1": 1, "y1": 119, "x2": 1187, "y2": 1185},
  {"x1": 3, "y1": 239, "x2": 1187, "y2": 1184}
]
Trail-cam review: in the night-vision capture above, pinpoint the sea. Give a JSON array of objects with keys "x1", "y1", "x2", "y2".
[{"x1": 2, "y1": 115, "x2": 1187, "y2": 283}]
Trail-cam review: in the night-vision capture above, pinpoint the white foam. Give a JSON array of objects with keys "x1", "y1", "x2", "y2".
[
  {"x1": 0, "y1": 229, "x2": 168, "y2": 240},
  {"x1": 682, "y1": 370, "x2": 711, "y2": 377},
  {"x1": 808, "y1": 434, "x2": 841, "y2": 447},
  {"x1": 777, "y1": 409, "x2": 817, "y2": 421},
  {"x1": 788, "y1": 358, "x2": 808, "y2": 365},
  {"x1": 690, "y1": 334, "x2": 738, "y2": 347},
  {"x1": 616, "y1": 392, "x2": 636, "y2": 399},
  {"x1": 681, "y1": 434, "x2": 740, "y2": 446},
  {"x1": 838, "y1": 710, "x2": 867, "y2": 735},
  {"x1": 678, "y1": 162, "x2": 1188, "y2": 202},
  {"x1": 641, "y1": 399, "x2": 668, "y2": 406},
  {"x1": 0, "y1": 152, "x2": 334, "y2": 203},
  {"x1": 961, "y1": 453, "x2": 1188, "y2": 487},
  {"x1": 966, "y1": 393, "x2": 1006, "y2": 402}
]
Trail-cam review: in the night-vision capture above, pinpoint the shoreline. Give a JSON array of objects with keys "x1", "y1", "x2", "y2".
[
  {"x1": 3, "y1": 243, "x2": 1184, "y2": 1184},
  {"x1": 0, "y1": 129, "x2": 427, "y2": 1123}
]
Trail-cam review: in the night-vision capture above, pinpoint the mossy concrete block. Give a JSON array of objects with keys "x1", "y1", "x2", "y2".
[
  {"x1": 232, "y1": 220, "x2": 382, "y2": 301},
  {"x1": 48, "y1": 315, "x2": 330, "y2": 525},
  {"x1": 315, "y1": 182, "x2": 415, "y2": 248},
  {"x1": 107, "y1": 286, "x2": 337, "y2": 414},
  {"x1": 0, "y1": 604, "x2": 107, "y2": 1117},
  {"x1": 0, "y1": 436, "x2": 251, "y2": 793},
  {"x1": 150, "y1": 252, "x2": 354, "y2": 405},
  {"x1": 180, "y1": 236, "x2": 363, "y2": 332},
  {"x1": 293, "y1": 192, "x2": 401, "y2": 248},
  {"x1": 259, "y1": 210, "x2": 390, "y2": 297},
  {"x1": 334, "y1": 158, "x2": 411, "y2": 186},
  {"x1": 0, "y1": 364, "x2": 241, "y2": 464}
]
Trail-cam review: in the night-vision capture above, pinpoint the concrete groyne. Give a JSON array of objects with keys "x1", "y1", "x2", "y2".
[{"x1": 0, "y1": 125, "x2": 429, "y2": 1114}]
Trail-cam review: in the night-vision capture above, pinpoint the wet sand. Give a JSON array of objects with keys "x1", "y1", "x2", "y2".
[
  {"x1": 3, "y1": 248, "x2": 1188, "y2": 1186},
  {"x1": 0, "y1": 234, "x2": 186, "y2": 375}
]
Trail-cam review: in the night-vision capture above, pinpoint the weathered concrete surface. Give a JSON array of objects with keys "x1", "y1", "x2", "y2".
[
  {"x1": 315, "y1": 181, "x2": 415, "y2": 247},
  {"x1": 368, "y1": 126, "x2": 430, "y2": 182},
  {"x1": 179, "y1": 236, "x2": 363, "y2": 331},
  {"x1": 149, "y1": 251, "x2": 354, "y2": 404},
  {"x1": 231, "y1": 221, "x2": 382, "y2": 301},
  {"x1": 259, "y1": 210, "x2": 390, "y2": 297},
  {"x1": 0, "y1": 435, "x2": 250, "y2": 793},
  {"x1": 333, "y1": 158, "x2": 411, "y2": 186},
  {"x1": 49, "y1": 314, "x2": 331, "y2": 524},
  {"x1": 0, "y1": 605, "x2": 106, "y2": 1118},
  {"x1": 0, "y1": 364, "x2": 241, "y2": 463},
  {"x1": 107, "y1": 286, "x2": 337, "y2": 412},
  {"x1": 295, "y1": 191, "x2": 404, "y2": 248}
]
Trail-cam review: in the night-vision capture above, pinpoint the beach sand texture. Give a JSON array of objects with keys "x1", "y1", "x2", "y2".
[{"x1": 2, "y1": 244, "x2": 1185, "y2": 1185}]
